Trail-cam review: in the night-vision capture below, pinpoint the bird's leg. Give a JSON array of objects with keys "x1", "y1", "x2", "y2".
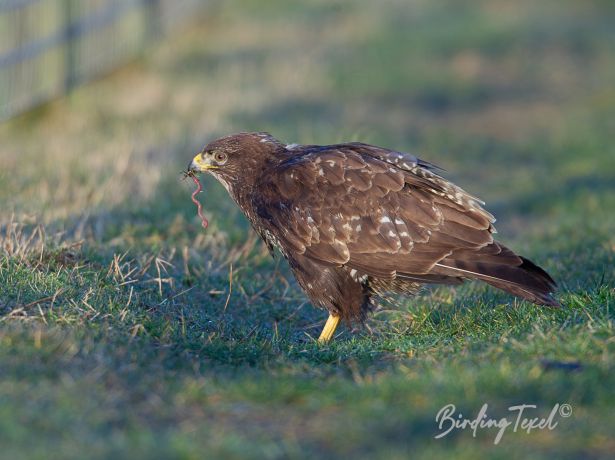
[{"x1": 318, "y1": 314, "x2": 341, "y2": 343}]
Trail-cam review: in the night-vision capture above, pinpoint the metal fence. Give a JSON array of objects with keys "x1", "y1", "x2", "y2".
[{"x1": 0, "y1": 0, "x2": 207, "y2": 121}]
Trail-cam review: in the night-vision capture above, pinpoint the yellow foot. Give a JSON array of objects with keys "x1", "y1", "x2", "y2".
[{"x1": 318, "y1": 314, "x2": 341, "y2": 343}]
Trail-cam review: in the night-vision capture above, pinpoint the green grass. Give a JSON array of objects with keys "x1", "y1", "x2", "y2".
[{"x1": 1, "y1": 0, "x2": 614, "y2": 458}]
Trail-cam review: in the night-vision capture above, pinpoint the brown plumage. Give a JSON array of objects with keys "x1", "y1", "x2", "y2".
[{"x1": 189, "y1": 132, "x2": 558, "y2": 330}]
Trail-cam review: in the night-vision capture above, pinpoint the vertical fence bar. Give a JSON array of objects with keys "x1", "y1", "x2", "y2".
[
  {"x1": 145, "y1": 0, "x2": 162, "y2": 44},
  {"x1": 63, "y1": 0, "x2": 77, "y2": 91}
]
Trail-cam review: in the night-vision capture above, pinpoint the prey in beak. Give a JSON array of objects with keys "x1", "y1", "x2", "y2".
[
  {"x1": 183, "y1": 156, "x2": 210, "y2": 230},
  {"x1": 184, "y1": 145, "x2": 230, "y2": 230}
]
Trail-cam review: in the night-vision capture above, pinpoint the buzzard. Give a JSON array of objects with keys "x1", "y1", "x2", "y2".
[{"x1": 189, "y1": 132, "x2": 558, "y2": 343}]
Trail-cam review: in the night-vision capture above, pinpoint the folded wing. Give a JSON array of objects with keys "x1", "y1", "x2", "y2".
[{"x1": 253, "y1": 143, "x2": 558, "y2": 306}]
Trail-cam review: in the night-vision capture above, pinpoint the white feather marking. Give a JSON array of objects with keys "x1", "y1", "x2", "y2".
[
  {"x1": 380, "y1": 216, "x2": 391, "y2": 223},
  {"x1": 286, "y1": 143, "x2": 299, "y2": 149},
  {"x1": 210, "y1": 172, "x2": 233, "y2": 195},
  {"x1": 388, "y1": 230, "x2": 397, "y2": 237},
  {"x1": 395, "y1": 218, "x2": 404, "y2": 225}
]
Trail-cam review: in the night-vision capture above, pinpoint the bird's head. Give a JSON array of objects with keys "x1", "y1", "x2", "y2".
[{"x1": 189, "y1": 132, "x2": 284, "y2": 190}]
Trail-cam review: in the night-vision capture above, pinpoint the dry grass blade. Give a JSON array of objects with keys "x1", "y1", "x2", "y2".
[
  {"x1": 223, "y1": 263, "x2": 233, "y2": 312},
  {"x1": 153, "y1": 255, "x2": 175, "y2": 297},
  {"x1": 1, "y1": 218, "x2": 46, "y2": 262}
]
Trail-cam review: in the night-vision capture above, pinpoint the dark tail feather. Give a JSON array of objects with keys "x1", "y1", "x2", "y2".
[
  {"x1": 433, "y1": 243, "x2": 559, "y2": 307},
  {"x1": 477, "y1": 257, "x2": 559, "y2": 306}
]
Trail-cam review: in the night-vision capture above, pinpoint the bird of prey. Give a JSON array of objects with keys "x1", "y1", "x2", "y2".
[{"x1": 189, "y1": 132, "x2": 558, "y2": 343}]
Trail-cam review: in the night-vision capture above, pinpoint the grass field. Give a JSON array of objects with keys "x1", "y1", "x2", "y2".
[{"x1": 1, "y1": 0, "x2": 614, "y2": 458}]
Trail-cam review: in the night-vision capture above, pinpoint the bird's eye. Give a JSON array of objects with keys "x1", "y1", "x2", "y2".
[{"x1": 214, "y1": 152, "x2": 228, "y2": 164}]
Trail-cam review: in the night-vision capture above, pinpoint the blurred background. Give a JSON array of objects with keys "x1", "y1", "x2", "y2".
[
  {"x1": 0, "y1": 0, "x2": 613, "y2": 458},
  {"x1": 0, "y1": 0, "x2": 203, "y2": 120}
]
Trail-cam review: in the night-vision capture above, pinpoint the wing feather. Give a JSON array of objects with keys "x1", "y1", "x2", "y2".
[{"x1": 253, "y1": 144, "x2": 496, "y2": 276}]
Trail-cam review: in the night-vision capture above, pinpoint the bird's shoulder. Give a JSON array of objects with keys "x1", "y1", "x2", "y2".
[
  {"x1": 261, "y1": 143, "x2": 403, "y2": 187},
  {"x1": 257, "y1": 142, "x2": 462, "y2": 207},
  {"x1": 273, "y1": 141, "x2": 437, "y2": 173}
]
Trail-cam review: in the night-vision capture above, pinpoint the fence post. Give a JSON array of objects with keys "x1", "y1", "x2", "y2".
[
  {"x1": 145, "y1": 0, "x2": 162, "y2": 45},
  {"x1": 63, "y1": 0, "x2": 77, "y2": 92}
]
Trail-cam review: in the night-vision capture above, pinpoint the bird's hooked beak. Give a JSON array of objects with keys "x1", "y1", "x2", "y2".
[{"x1": 189, "y1": 153, "x2": 218, "y2": 174}]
